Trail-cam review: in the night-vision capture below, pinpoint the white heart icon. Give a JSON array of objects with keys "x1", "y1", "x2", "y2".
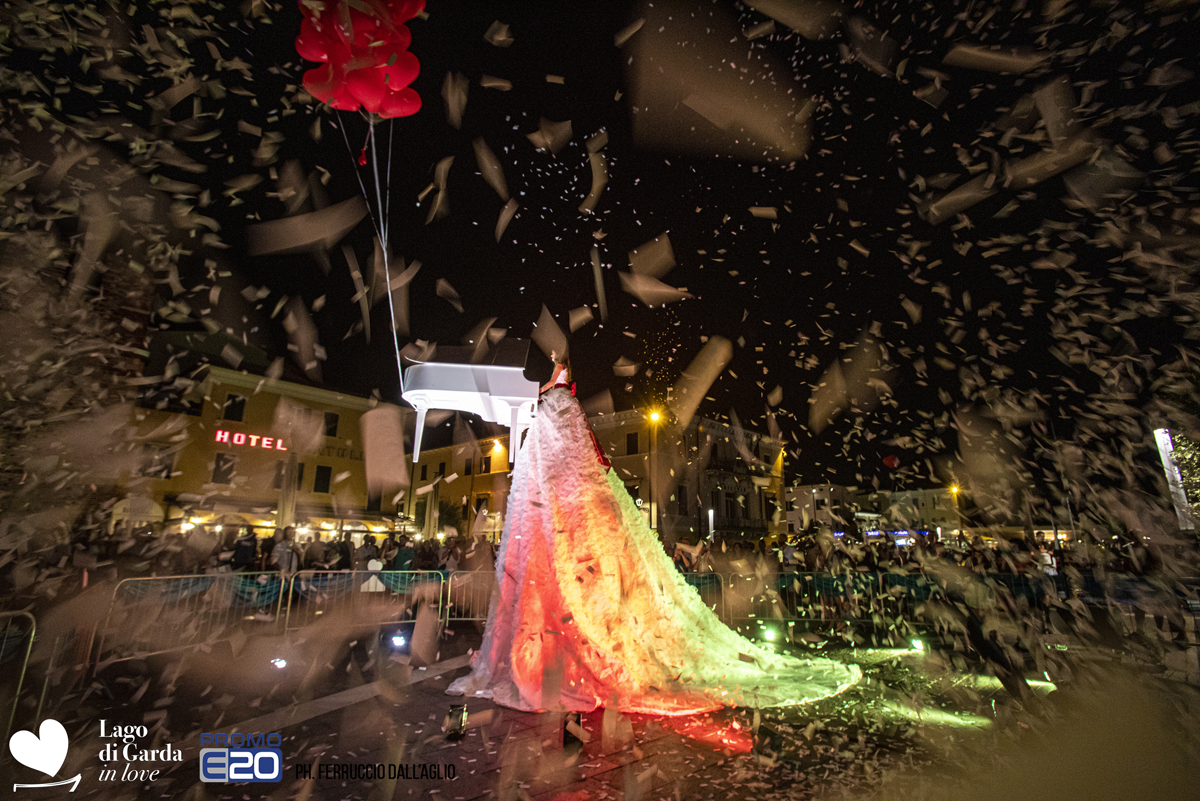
[{"x1": 8, "y1": 719, "x2": 68, "y2": 778}]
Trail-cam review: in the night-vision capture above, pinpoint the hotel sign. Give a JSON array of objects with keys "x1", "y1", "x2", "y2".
[{"x1": 214, "y1": 430, "x2": 288, "y2": 450}]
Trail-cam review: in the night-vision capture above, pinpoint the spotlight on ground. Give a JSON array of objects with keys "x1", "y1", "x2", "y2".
[{"x1": 271, "y1": 658, "x2": 287, "y2": 669}]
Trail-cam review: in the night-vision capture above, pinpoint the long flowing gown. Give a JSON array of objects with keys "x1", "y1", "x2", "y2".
[{"x1": 447, "y1": 386, "x2": 861, "y2": 715}]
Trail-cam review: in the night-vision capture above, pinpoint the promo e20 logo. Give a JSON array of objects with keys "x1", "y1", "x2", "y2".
[{"x1": 198, "y1": 732, "x2": 282, "y2": 783}]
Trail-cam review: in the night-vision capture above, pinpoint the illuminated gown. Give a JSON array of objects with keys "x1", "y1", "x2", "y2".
[{"x1": 446, "y1": 385, "x2": 861, "y2": 715}]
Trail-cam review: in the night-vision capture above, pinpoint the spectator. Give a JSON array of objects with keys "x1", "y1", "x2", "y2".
[
  {"x1": 393, "y1": 535, "x2": 415, "y2": 571},
  {"x1": 333, "y1": 531, "x2": 354, "y2": 571},
  {"x1": 271, "y1": 526, "x2": 302, "y2": 578},
  {"x1": 231, "y1": 529, "x2": 259, "y2": 572},
  {"x1": 304, "y1": 535, "x2": 329, "y2": 569},
  {"x1": 380, "y1": 533, "x2": 398, "y2": 566},
  {"x1": 357, "y1": 534, "x2": 379, "y2": 569},
  {"x1": 259, "y1": 528, "x2": 279, "y2": 571}
]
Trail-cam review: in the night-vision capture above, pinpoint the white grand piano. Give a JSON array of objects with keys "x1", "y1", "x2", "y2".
[{"x1": 401, "y1": 338, "x2": 539, "y2": 465}]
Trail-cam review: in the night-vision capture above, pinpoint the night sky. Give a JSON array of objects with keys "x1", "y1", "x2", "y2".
[{"x1": 6, "y1": 0, "x2": 1200, "y2": 522}]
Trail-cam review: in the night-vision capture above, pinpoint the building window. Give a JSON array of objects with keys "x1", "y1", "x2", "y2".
[
  {"x1": 437, "y1": 462, "x2": 445, "y2": 477},
  {"x1": 313, "y1": 465, "x2": 332, "y2": 493},
  {"x1": 212, "y1": 453, "x2": 236, "y2": 484},
  {"x1": 324, "y1": 412, "x2": 339, "y2": 437},
  {"x1": 481, "y1": 455, "x2": 491, "y2": 474},
  {"x1": 711, "y1": 490, "x2": 720, "y2": 510},
  {"x1": 420, "y1": 464, "x2": 428, "y2": 481},
  {"x1": 367, "y1": 494, "x2": 382, "y2": 512},
  {"x1": 464, "y1": 458, "x2": 472, "y2": 476},
  {"x1": 140, "y1": 445, "x2": 174, "y2": 479},
  {"x1": 223, "y1": 394, "x2": 246, "y2": 422},
  {"x1": 474, "y1": 495, "x2": 489, "y2": 515},
  {"x1": 413, "y1": 498, "x2": 427, "y2": 528},
  {"x1": 626, "y1": 432, "x2": 639, "y2": 456},
  {"x1": 297, "y1": 462, "x2": 305, "y2": 490},
  {"x1": 677, "y1": 485, "x2": 688, "y2": 516},
  {"x1": 725, "y1": 497, "x2": 739, "y2": 519}
]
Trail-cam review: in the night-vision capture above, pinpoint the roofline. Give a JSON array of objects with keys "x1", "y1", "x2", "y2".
[{"x1": 207, "y1": 366, "x2": 377, "y2": 412}]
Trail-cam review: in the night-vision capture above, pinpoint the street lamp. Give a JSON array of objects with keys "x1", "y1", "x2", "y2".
[
  {"x1": 647, "y1": 409, "x2": 662, "y2": 532},
  {"x1": 950, "y1": 486, "x2": 961, "y2": 543}
]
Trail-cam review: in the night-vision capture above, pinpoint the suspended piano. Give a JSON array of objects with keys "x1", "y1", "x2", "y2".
[{"x1": 401, "y1": 338, "x2": 539, "y2": 465}]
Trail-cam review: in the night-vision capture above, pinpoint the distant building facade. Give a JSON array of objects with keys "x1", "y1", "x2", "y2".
[
  {"x1": 124, "y1": 366, "x2": 397, "y2": 541},
  {"x1": 590, "y1": 409, "x2": 786, "y2": 546}
]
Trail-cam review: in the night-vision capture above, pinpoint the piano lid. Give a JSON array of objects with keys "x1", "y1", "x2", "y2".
[{"x1": 403, "y1": 338, "x2": 533, "y2": 371}]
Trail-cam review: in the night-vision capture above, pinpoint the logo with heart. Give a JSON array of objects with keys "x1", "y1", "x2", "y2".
[{"x1": 8, "y1": 719, "x2": 81, "y2": 793}]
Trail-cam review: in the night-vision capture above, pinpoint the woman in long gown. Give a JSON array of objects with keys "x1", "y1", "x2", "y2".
[{"x1": 447, "y1": 356, "x2": 860, "y2": 715}]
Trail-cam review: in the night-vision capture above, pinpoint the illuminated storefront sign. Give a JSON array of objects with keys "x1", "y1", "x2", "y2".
[{"x1": 214, "y1": 430, "x2": 288, "y2": 450}]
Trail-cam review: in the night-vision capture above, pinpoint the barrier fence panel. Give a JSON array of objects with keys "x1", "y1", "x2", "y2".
[
  {"x1": 94, "y1": 572, "x2": 285, "y2": 669},
  {"x1": 284, "y1": 570, "x2": 446, "y2": 634},
  {"x1": 681, "y1": 572, "x2": 726, "y2": 617},
  {"x1": 446, "y1": 570, "x2": 497, "y2": 623},
  {"x1": 1, "y1": 611, "x2": 35, "y2": 749}
]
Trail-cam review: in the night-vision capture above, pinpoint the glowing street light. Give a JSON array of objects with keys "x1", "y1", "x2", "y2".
[{"x1": 647, "y1": 410, "x2": 662, "y2": 531}]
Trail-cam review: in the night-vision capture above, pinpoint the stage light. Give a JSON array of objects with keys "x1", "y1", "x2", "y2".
[
  {"x1": 271, "y1": 658, "x2": 287, "y2": 669},
  {"x1": 391, "y1": 634, "x2": 406, "y2": 648},
  {"x1": 493, "y1": 439, "x2": 502, "y2": 453},
  {"x1": 762, "y1": 628, "x2": 776, "y2": 642},
  {"x1": 911, "y1": 638, "x2": 925, "y2": 652},
  {"x1": 649, "y1": 410, "x2": 661, "y2": 422}
]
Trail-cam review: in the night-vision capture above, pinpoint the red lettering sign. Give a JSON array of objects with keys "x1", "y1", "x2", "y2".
[{"x1": 213, "y1": 430, "x2": 287, "y2": 451}]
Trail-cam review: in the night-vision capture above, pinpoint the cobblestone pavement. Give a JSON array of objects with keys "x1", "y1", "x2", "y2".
[{"x1": 11, "y1": 625, "x2": 1199, "y2": 800}]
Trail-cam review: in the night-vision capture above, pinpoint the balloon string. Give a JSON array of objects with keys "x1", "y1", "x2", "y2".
[
  {"x1": 335, "y1": 111, "x2": 404, "y2": 397},
  {"x1": 369, "y1": 115, "x2": 405, "y2": 398},
  {"x1": 385, "y1": 117, "x2": 394, "y2": 235}
]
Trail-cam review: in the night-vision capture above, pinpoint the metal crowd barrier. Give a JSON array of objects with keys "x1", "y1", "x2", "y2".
[
  {"x1": 446, "y1": 570, "x2": 497, "y2": 623},
  {"x1": 1, "y1": 611, "x2": 35, "y2": 748},
  {"x1": 284, "y1": 570, "x2": 446, "y2": 634},
  {"x1": 94, "y1": 572, "x2": 286, "y2": 669}
]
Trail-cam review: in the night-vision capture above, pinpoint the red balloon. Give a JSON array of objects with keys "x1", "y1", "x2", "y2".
[
  {"x1": 384, "y1": 23, "x2": 413, "y2": 52},
  {"x1": 346, "y1": 9, "x2": 384, "y2": 50},
  {"x1": 378, "y1": 86, "x2": 421, "y2": 118},
  {"x1": 296, "y1": 16, "x2": 332, "y2": 62},
  {"x1": 327, "y1": 82, "x2": 361, "y2": 111},
  {"x1": 883, "y1": 455, "x2": 900, "y2": 469},
  {"x1": 345, "y1": 68, "x2": 388, "y2": 113},
  {"x1": 387, "y1": 0, "x2": 424, "y2": 23},
  {"x1": 302, "y1": 63, "x2": 339, "y2": 103},
  {"x1": 379, "y1": 50, "x2": 419, "y2": 89},
  {"x1": 296, "y1": 0, "x2": 421, "y2": 117}
]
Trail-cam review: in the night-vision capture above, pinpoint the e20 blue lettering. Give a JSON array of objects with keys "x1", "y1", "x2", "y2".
[{"x1": 199, "y1": 748, "x2": 283, "y2": 783}]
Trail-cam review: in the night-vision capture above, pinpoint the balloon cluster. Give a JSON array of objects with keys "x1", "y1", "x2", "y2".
[{"x1": 296, "y1": 0, "x2": 424, "y2": 118}]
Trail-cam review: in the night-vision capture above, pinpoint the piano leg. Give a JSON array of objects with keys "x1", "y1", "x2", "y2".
[
  {"x1": 509, "y1": 406, "x2": 521, "y2": 466},
  {"x1": 412, "y1": 407, "x2": 428, "y2": 463}
]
